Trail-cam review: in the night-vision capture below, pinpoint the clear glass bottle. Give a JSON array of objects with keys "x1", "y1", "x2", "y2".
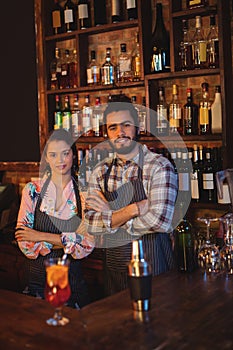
[
  {"x1": 206, "y1": 14, "x2": 219, "y2": 69},
  {"x1": 82, "y1": 94, "x2": 93, "y2": 137},
  {"x1": 78, "y1": 0, "x2": 90, "y2": 30},
  {"x1": 101, "y1": 47, "x2": 115, "y2": 86},
  {"x1": 71, "y1": 94, "x2": 82, "y2": 139},
  {"x1": 156, "y1": 86, "x2": 168, "y2": 136},
  {"x1": 211, "y1": 85, "x2": 222, "y2": 134},
  {"x1": 169, "y1": 84, "x2": 183, "y2": 135},
  {"x1": 64, "y1": 0, "x2": 77, "y2": 32},
  {"x1": 183, "y1": 88, "x2": 199, "y2": 136},
  {"x1": 191, "y1": 144, "x2": 201, "y2": 202},
  {"x1": 199, "y1": 82, "x2": 211, "y2": 135},
  {"x1": 179, "y1": 19, "x2": 193, "y2": 71},
  {"x1": 192, "y1": 16, "x2": 207, "y2": 69},
  {"x1": 150, "y1": 3, "x2": 170, "y2": 73},
  {"x1": 69, "y1": 49, "x2": 78, "y2": 89},
  {"x1": 86, "y1": 50, "x2": 100, "y2": 86},
  {"x1": 117, "y1": 43, "x2": 132, "y2": 83},
  {"x1": 139, "y1": 96, "x2": 147, "y2": 135},
  {"x1": 54, "y1": 94, "x2": 62, "y2": 130},
  {"x1": 49, "y1": 47, "x2": 61, "y2": 90},
  {"x1": 62, "y1": 95, "x2": 71, "y2": 133},
  {"x1": 131, "y1": 32, "x2": 141, "y2": 81},
  {"x1": 92, "y1": 97, "x2": 103, "y2": 137}
]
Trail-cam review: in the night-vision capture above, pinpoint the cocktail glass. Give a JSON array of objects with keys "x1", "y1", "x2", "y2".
[{"x1": 44, "y1": 257, "x2": 71, "y2": 326}]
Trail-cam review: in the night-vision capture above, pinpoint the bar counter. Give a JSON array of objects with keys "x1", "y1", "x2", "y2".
[{"x1": 0, "y1": 269, "x2": 232, "y2": 349}]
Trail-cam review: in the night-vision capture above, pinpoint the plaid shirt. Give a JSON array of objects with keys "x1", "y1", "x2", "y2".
[{"x1": 85, "y1": 144, "x2": 178, "y2": 236}]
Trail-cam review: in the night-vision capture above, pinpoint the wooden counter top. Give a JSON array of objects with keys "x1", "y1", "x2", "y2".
[{"x1": 0, "y1": 269, "x2": 232, "y2": 349}]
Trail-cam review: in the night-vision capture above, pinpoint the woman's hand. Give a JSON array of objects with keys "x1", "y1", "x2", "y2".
[
  {"x1": 85, "y1": 190, "x2": 110, "y2": 212},
  {"x1": 15, "y1": 226, "x2": 42, "y2": 243}
]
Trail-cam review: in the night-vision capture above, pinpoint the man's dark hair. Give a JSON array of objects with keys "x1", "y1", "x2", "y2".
[{"x1": 103, "y1": 95, "x2": 139, "y2": 129}]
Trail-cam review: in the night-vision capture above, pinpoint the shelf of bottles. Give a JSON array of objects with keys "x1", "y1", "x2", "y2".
[
  {"x1": 44, "y1": 0, "x2": 151, "y2": 93},
  {"x1": 144, "y1": 0, "x2": 226, "y2": 144}
]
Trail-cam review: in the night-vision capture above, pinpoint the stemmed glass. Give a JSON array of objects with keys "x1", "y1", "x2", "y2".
[
  {"x1": 197, "y1": 216, "x2": 220, "y2": 273},
  {"x1": 44, "y1": 257, "x2": 71, "y2": 326},
  {"x1": 219, "y1": 213, "x2": 233, "y2": 274}
]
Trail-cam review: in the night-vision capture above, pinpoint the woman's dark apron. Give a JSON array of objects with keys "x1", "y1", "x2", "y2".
[
  {"x1": 103, "y1": 147, "x2": 174, "y2": 296},
  {"x1": 24, "y1": 176, "x2": 90, "y2": 308}
]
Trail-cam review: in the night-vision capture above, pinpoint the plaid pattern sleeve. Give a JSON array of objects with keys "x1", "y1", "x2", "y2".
[{"x1": 132, "y1": 150, "x2": 178, "y2": 234}]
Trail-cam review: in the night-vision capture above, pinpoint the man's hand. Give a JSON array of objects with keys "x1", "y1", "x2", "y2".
[
  {"x1": 85, "y1": 190, "x2": 110, "y2": 212},
  {"x1": 136, "y1": 199, "x2": 149, "y2": 216}
]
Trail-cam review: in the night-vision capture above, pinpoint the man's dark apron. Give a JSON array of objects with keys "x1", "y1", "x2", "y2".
[
  {"x1": 24, "y1": 176, "x2": 89, "y2": 308},
  {"x1": 103, "y1": 147, "x2": 174, "y2": 296}
]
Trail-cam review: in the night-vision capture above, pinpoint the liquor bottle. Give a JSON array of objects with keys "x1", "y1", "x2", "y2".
[
  {"x1": 131, "y1": 32, "x2": 141, "y2": 82},
  {"x1": 71, "y1": 94, "x2": 82, "y2": 139},
  {"x1": 54, "y1": 95, "x2": 63, "y2": 130},
  {"x1": 64, "y1": 0, "x2": 77, "y2": 32},
  {"x1": 78, "y1": 0, "x2": 90, "y2": 29},
  {"x1": 59, "y1": 49, "x2": 70, "y2": 89},
  {"x1": 82, "y1": 94, "x2": 93, "y2": 137},
  {"x1": 117, "y1": 43, "x2": 132, "y2": 83},
  {"x1": 62, "y1": 95, "x2": 72, "y2": 132},
  {"x1": 126, "y1": 0, "x2": 137, "y2": 20},
  {"x1": 202, "y1": 148, "x2": 217, "y2": 203},
  {"x1": 77, "y1": 148, "x2": 87, "y2": 189},
  {"x1": 51, "y1": 0, "x2": 63, "y2": 35},
  {"x1": 169, "y1": 84, "x2": 183, "y2": 135},
  {"x1": 211, "y1": 85, "x2": 222, "y2": 134},
  {"x1": 179, "y1": 19, "x2": 193, "y2": 71},
  {"x1": 206, "y1": 14, "x2": 219, "y2": 69},
  {"x1": 49, "y1": 47, "x2": 61, "y2": 90},
  {"x1": 178, "y1": 150, "x2": 192, "y2": 206},
  {"x1": 138, "y1": 97, "x2": 147, "y2": 135},
  {"x1": 111, "y1": 0, "x2": 121, "y2": 23},
  {"x1": 190, "y1": 144, "x2": 201, "y2": 202},
  {"x1": 131, "y1": 95, "x2": 140, "y2": 127},
  {"x1": 199, "y1": 82, "x2": 211, "y2": 135},
  {"x1": 69, "y1": 49, "x2": 78, "y2": 88},
  {"x1": 101, "y1": 47, "x2": 115, "y2": 86},
  {"x1": 170, "y1": 149, "x2": 178, "y2": 184},
  {"x1": 86, "y1": 50, "x2": 100, "y2": 86},
  {"x1": 186, "y1": 0, "x2": 209, "y2": 9},
  {"x1": 93, "y1": 0, "x2": 107, "y2": 26},
  {"x1": 192, "y1": 16, "x2": 207, "y2": 69},
  {"x1": 156, "y1": 86, "x2": 168, "y2": 136},
  {"x1": 150, "y1": 3, "x2": 170, "y2": 73},
  {"x1": 174, "y1": 203, "x2": 196, "y2": 273},
  {"x1": 92, "y1": 97, "x2": 103, "y2": 137},
  {"x1": 183, "y1": 88, "x2": 198, "y2": 135}
]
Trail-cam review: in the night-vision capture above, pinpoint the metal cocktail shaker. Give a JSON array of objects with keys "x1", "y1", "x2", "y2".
[{"x1": 128, "y1": 239, "x2": 152, "y2": 311}]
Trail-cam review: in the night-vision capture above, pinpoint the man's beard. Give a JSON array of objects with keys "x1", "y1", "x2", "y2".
[{"x1": 110, "y1": 136, "x2": 138, "y2": 155}]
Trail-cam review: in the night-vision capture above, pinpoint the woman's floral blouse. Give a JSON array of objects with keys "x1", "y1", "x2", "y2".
[{"x1": 16, "y1": 177, "x2": 94, "y2": 259}]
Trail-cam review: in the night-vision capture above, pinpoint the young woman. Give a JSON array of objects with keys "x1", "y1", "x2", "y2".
[{"x1": 15, "y1": 129, "x2": 95, "y2": 308}]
